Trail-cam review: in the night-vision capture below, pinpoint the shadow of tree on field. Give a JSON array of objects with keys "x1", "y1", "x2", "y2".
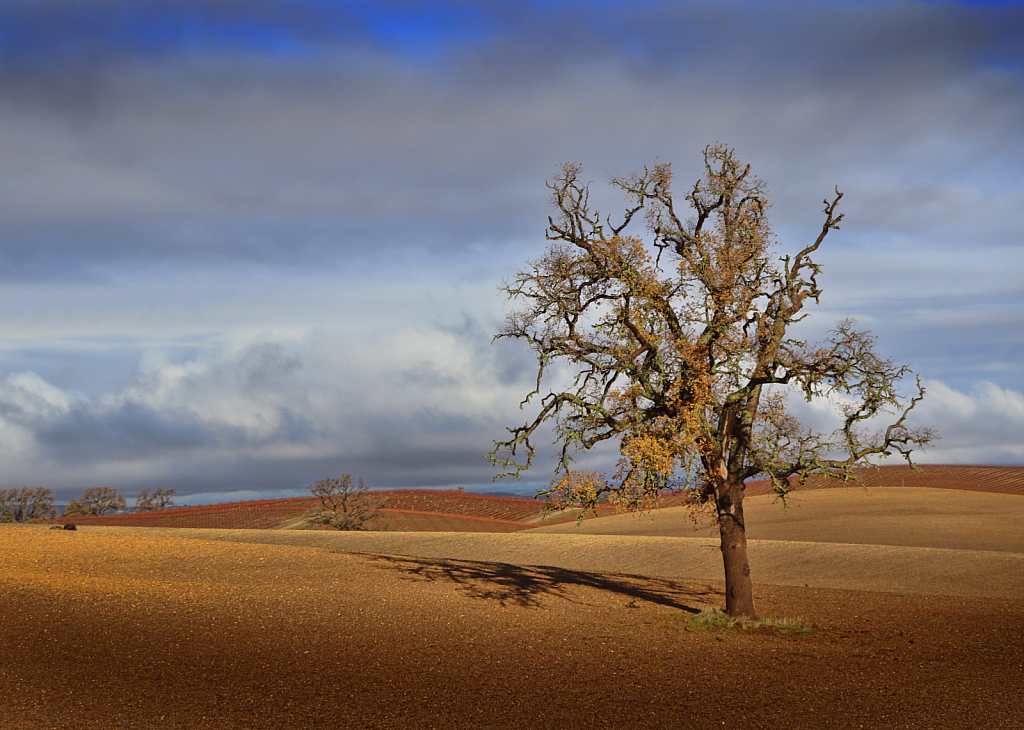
[{"x1": 356, "y1": 552, "x2": 719, "y2": 612}]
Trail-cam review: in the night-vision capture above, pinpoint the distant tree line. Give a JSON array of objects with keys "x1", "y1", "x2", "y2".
[{"x1": 0, "y1": 486, "x2": 176, "y2": 522}]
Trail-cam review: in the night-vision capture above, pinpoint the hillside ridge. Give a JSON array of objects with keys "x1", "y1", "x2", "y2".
[{"x1": 53, "y1": 464, "x2": 1024, "y2": 530}]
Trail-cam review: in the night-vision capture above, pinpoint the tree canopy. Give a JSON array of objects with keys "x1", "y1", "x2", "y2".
[
  {"x1": 490, "y1": 144, "x2": 935, "y2": 618},
  {"x1": 64, "y1": 487, "x2": 126, "y2": 517},
  {"x1": 306, "y1": 474, "x2": 385, "y2": 531},
  {"x1": 0, "y1": 487, "x2": 57, "y2": 523},
  {"x1": 136, "y1": 488, "x2": 176, "y2": 512}
]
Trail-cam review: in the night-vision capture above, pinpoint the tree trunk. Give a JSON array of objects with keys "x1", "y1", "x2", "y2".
[{"x1": 715, "y1": 481, "x2": 758, "y2": 620}]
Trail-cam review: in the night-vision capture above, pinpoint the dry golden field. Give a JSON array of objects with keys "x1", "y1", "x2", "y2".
[{"x1": 3, "y1": 483, "x2": 1023, "y2": 729}]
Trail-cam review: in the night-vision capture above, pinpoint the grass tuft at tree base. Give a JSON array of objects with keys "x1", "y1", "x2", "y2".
[{"x1": 689, "y1": 608, "x2": 810, "y2": 634}]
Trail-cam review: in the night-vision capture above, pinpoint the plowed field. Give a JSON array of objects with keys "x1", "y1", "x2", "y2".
[{"x1": 2, "y1": 519, "x2": 1022, "y2": 729}]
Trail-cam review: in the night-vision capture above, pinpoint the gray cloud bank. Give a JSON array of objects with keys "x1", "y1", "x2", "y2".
[{"x1": 0, "y1": 1, "x2": 1021, "y2": 500}]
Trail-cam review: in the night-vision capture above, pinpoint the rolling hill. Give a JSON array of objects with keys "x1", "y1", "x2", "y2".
[{"x1": 51, "y1": 464, "x2": 1024, "y2": 532}]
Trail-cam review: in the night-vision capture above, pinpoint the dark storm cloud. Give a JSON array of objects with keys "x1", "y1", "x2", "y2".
[
  {"x1": 0, "y1": 1, "x2": 359, "y2": 63},
  {"x1": 32, "y1": 400, "x2": 318, "y2": 463},
  {"x1": 2, "y1": 0, "x2": 1021, "y2": 280},
  {"x1": 34, "y1": 400, "x2": 227, "y2": 460}
]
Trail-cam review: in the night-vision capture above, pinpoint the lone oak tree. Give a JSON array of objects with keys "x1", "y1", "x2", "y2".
[{"x1": 490, "y1": 145, "x2": 935, "y2": 619}]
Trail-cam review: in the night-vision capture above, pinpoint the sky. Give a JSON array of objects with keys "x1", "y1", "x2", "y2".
[{"x1": 0, "y1": 0, "x2": 1022, "y2": 505}]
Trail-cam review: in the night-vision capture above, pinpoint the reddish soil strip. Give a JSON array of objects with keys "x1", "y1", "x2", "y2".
[
  {"x1": 53, "y1": 490, "x2": 554, "y2": 530},
  {"x1": 742, "y1": 463, "x2": 1024, "y2": 497}
]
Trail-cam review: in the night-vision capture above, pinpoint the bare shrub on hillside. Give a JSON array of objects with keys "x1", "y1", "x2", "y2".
[
  {"x1": 306, "y1": 475, "x2": 386, "y2": 531},
  {"x1": 63, "y1": 487, "x2": 127, "y2": 517},
  {"x1": 136, "y1": 488, "x2": 176, "y2": 512},
  {"x1": 0, "y1": 487, "x2": 57, "y2": 522}
]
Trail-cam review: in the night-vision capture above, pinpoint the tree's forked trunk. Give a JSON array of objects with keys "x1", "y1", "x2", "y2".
[{"x1": 716, "y1": 481, "x2": 758, "y2": 620}]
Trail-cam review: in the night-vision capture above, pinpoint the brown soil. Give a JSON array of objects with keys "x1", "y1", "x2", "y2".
[
  {"x1": 533, "y1": 487, "x2": 1024, "y2": 552},
  {"x1": 3, "y1": 523, "x2": 1023, "y2": 729}
]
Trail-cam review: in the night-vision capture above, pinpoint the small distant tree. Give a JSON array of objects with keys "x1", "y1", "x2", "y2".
[
  {"x1": 64, "y1": 487, "x2": 126, "y2": 517},
  {"x1": 136, "y1": 488, "x2": 176, "y2": 512},
  {"x1": 490, "y1": 145, "x2": 936, "y2": 619},
  {"x1": 0, "y1": 487, "x2": 57, "y2": 523},
  {"x1": 306, "y1": 475, "x2": 385, "y2": 531}
]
